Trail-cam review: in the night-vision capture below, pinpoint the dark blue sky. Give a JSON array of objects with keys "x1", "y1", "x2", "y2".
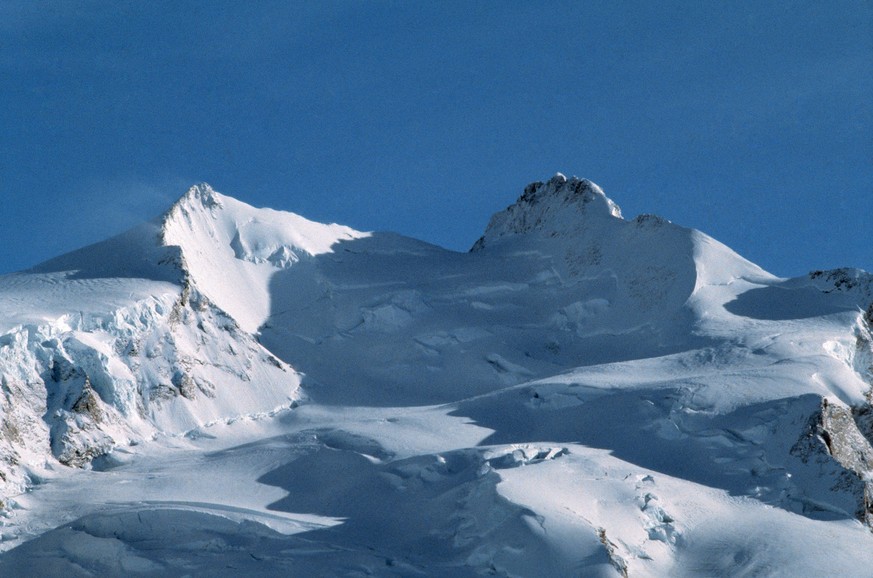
[{"x1": 2, "y1": 1, "x2": 871, "y2": 276}]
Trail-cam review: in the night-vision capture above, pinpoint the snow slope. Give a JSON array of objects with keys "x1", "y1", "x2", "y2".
[
  {"x1": 1, "y1": 176, "x2": 872, "y2": 576},
  {"x1": 0, "y1": 184, "x2": 364, "y2": 494},
  {"x1": 161, "y1": 184, "x2": 367, "y2": 333}
]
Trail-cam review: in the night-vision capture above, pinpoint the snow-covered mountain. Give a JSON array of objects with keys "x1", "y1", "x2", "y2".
[{"x1": 1, "y1": 176, "x2": 872, "y2": 576}]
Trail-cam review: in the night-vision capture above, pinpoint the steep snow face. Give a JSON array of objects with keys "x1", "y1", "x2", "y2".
[
  {"x1": 689, "y1": 229, "x2": 775, "y2": 290},
  {"x1": 160, "y1": 184, "x2": 368, "y2": 333}
]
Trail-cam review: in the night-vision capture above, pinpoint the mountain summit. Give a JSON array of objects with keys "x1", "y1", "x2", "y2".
[
  {"x1": 472, "y1": 173, "x2": 622, "y2": 250},
  {"x1": 1, "y1": 177, "x2": 873, "y2": 576},
  {"x1": 160, "y1": 183, "x2": 367, "y2": 332}
]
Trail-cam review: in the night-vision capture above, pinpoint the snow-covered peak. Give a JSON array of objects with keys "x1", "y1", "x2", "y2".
[
  {"x1": 162, "y1": 183, "x2": 365, "y2": 264},
  {"x1": 471, "y1": 174, "x2": 623, "y2": 250},
  {"x1": 176, "y1": 182, "x2": 224, "y2": 210},
  {"x1": 160, "y1": 184, "x2": 369, "y2": 332}
]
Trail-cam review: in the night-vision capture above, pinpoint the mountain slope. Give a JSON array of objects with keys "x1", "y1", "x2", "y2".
[
  {"x1": 258, "y1": 174, "x2": 776, "y2": 406},
  {"x1": 1, "y1": 176, "x2": 872, "y2": 576},
  {"x1": 0, "y1": 184, "x2": 366, "y2": 493}
]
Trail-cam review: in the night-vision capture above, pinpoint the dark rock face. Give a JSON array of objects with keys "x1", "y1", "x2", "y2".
[
  {"x1": 793, "y1": 398, "x2": 873, "y2": 526},
  {"x1": 71, "y1": 377, "x2": 102, "y2": 422}
]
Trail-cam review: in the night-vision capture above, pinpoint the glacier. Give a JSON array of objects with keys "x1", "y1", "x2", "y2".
[{"x1": 0, "y1": 176, "x2": 872, "y2": 576}]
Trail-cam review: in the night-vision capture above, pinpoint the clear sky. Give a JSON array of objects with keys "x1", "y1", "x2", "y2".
[{"x1": 2, "y1": 1, "x2": 871, "y2": 277}]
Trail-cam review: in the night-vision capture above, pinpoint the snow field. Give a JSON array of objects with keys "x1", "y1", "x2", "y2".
[{"x1": 1, "y1": 178, "x2": 873, "y2": 576}]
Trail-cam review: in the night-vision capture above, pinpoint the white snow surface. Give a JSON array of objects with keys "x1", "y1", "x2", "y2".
[
  {"x1": 1, "y1": 177, "x2": 873, "y2": 576},
  {"x1": 162, "y1": 184, "x2": 369, "y2": 333}
]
